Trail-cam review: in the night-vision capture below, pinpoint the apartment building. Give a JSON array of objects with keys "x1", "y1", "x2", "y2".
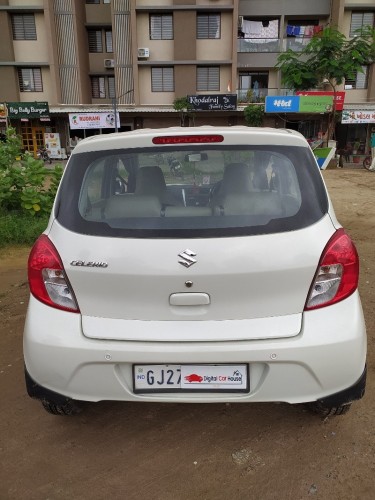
[
  {"x1": 238, "y1": 0, "x2": 375, "y2": 150},
  {"x1": 0, "y1": 0, "x2": 374, "y2": 156}
]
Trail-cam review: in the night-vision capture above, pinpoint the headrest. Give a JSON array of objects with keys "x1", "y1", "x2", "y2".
[
  {"x1": 135, "y1": 166, "x2": 166, "y2": 196},
  {"x1": 221, "y1": 163, "x2": 252, "y2": 193}
]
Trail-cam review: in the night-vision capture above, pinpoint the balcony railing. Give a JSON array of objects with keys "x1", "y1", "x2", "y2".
[
  {"x1": 284, "y1": 37, "x2": 312, "y2": 52},
  {"x1": 237, "y1": 88, "x2": 296, "y2": 104},
  {"x1": 238, "y1": 37, "x2": 313, "y2": 53},
  {"x1": 237, "y1": 38, "x2": 281, "y2": 53}
]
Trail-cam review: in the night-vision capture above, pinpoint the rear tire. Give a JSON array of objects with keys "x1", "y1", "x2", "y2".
[
  {"x1": 307, "y1": 401, "x2": 351, "y2": 417},
  {"x1": 41, "y1": 399, "x2": 82, "y2": 416}
]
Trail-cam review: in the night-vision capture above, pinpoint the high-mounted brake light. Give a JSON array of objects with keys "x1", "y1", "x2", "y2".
[
  {"x1": 152, "y1": 135, "x2": 224, "y2": 145},
  {"x1": 305, "y1": 229, "x2": 359, "y2": 310},
  {"x1": 28, "y1": 235, "x2": 79, "y2": 313}
]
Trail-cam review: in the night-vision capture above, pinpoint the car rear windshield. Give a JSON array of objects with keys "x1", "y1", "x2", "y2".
[{"x1": 55, "y1": 144, "x2": 328, "y2": 238}]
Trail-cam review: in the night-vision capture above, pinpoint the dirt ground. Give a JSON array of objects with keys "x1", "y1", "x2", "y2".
[{"x1": 0, "y1": 168, "x2": 374, "y2": 500}]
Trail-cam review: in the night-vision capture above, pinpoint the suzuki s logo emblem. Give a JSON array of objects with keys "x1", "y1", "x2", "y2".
[{"x1": 178, "y1": 249, "x2": 197, "y2": 268}]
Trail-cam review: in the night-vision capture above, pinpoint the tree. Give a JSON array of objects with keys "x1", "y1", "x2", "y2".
[
  {"x1": 276, "y1": 26, "x2": 375, "y2": 140},
  {"x1": 173, "y1": 97, "x2": 195, "y2": 126},
  {"x1": 243, "y1": 104, "x2": 264, "y2": 127},
  {"x1": 0, "y1": 127, "x2": 62, "y2": 216}
]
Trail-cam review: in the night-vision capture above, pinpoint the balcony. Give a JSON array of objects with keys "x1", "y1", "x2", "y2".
[
  {"x1": 237, "y1": 38, "x2": 281, "y2": 53},
  {"x1": 237, "y1": 88, "x2": 295, "y2": 104},
  {"x1": 238, "y1": 37, "x2": 315, "y2": 54},
  {"x1": 283, "y1": 37, "x2": 312, "y2": 52}
]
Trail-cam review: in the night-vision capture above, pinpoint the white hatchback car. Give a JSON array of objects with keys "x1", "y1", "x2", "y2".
[{"x1": 24, "y1": 126, "x2": 366, "y2": 416}]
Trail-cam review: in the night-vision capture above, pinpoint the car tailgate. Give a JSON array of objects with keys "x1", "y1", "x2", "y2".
[{"x1": 48, "y1": 215, "x2": 336, "y2": 341}]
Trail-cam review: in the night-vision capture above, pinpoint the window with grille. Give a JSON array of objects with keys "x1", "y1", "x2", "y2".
[
  {"x1": 151, "y1": 67, "x2": 174, "y2": 92},
  {"x1": 197, "y1": 66, "x2": 220, "y2": 91},
  {"x1": 197, "y1": 13, "x2": 221, "y2": 39},
  {"x1": 345, "y1": 66, "x2": 369, "y2": 89},
  {"x1": 11, "y1": 14, "x2": 37, "y2": 40},
  {"x1": 88, "y1": 29, "x2": 103, "y2": 52},
  {"x1": 91, "y1": 77, "x2": 106, "y2": 98},
  {"x1": 18, "y1": 68, "x2": 43, "y2": 92},
  {"x1": 150, "y1": 14, "x2": 173, "y2": 40},
  {"x1": 105, "y1": 30, "x2": 113, "y2": 52},
  {"x1": 91, "y1": 76, "x2": 116, "y2": 98},
  {"x1": 349, "y1": 12, "x2": 374, "y2": 36},
  {"x1": 108, "y1": 77, "x2": 115, "y2": 98}
]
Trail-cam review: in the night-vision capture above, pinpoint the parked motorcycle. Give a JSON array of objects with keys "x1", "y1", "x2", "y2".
[{"x1": 37, "y1": 147, "x2": 52, "y2": 164}]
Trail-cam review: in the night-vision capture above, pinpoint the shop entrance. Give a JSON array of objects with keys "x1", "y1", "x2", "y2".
[{"x1": 21, "y1": 125, "x2": 45, "y2": 156}]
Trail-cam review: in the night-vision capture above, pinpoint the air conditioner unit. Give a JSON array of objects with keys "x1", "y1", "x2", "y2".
[
  {"x1": 104, "y1": 59, "x2": 115, "y2": 68},
  {"x1": 238, "y1": 16, "x2": 244, "y2": 30},
  {"x1": 138, "y1": 48, "x2": 150, "y2": 59}
]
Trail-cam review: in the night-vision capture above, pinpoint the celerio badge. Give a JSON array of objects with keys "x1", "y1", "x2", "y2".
[
  {"x1": 70, "y1": 260, "x2": 108, "y2": 268},
  {"x1": 178, "y1": 249, "x2": 197, "y2": 268}
]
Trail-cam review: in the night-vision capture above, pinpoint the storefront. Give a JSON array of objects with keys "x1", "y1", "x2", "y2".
[
  {"x1": 336, "y1": 107, "x2": 375, "y2": 159},
  {"x1": 4, "y1": 102, "x2": 53, "y2": 157},
  {"x1": 48, "y1": 99, "x2": 244, "y2": 153},
  {"x1": 0, "y1": 103, "x2": 7, "y2": 140},
  {"x1": 264, "y1": 94, "x2": 334, "y2": 143}
]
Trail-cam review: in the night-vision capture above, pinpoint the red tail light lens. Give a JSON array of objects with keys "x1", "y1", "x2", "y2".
[
  {"x1": 152, "y1": 135, "x2": 224, "y2": 144},
  {"x1": 28, "y1": 235, "x2": 79, "y2": 313},
  {"x1": 305, "y1": 229, "x2": 359, "y2": 310}
]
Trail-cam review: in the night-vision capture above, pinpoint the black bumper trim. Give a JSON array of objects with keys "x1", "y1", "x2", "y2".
[
  {"x1": 25, "y1": 366, "x2": 74, "y2": 405},
  {"x1": 317, "y1": 365, "x2": 367, "y2": 407}
]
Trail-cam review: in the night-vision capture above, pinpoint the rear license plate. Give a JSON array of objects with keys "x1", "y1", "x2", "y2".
[{"x1": 133, "y1": 364, "x2": 249, "y2": 393}]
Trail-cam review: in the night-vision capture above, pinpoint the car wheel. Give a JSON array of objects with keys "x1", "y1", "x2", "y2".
[
  {"x1": 307, "y1": 402, "x2": 352, "y2": 417},
  {"x1": 41, "y1": 399, "x2": 82, "y2": 416}
]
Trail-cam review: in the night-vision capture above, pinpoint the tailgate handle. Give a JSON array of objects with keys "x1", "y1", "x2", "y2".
[{"x1": 169, "y1": 293, "x2": 210, "y2": 306}]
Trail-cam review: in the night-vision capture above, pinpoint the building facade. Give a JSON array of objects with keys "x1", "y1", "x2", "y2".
[{"x1": 0, "y1": 0, "x2": 374, "y2": 156}]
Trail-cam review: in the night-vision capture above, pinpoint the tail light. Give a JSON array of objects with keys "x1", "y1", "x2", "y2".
[
  {"x1": 305, "y1": 229, "x2": 359, "y2": 310},
  {"x1": 28, "y1": 235, "x2": 79, "y2": 313}
]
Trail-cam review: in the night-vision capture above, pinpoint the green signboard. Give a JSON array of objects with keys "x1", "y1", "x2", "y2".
[
  {"x1": 299, "y1": 95, "x2": 333, "y2": 113},
  {"x1": 6, "y1": 102, "x2": 49, "y2": 119}
]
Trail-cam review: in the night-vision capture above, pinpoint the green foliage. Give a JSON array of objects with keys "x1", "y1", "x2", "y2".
[
  {"x1": 173, "y1": 97, "x2": 190, "y2": 111},
  {"x1": 0, "y1": 209, "x2": 48, "y2": 247},
  {"x1": 0, "y1": 127, "x2": 63, "y2": 217},
  {"x1": 243, "y1": 104, "x2": 265, "y2": 127},
  {"x1": 173, "y1": 97, "x2": 195, "y2": 126},
  {"x1": 276, "y1": 27, "x2": 375, "y2": 92},
  {"x1": 276, "y1": 27, "x2": 374, "y2": 141}
]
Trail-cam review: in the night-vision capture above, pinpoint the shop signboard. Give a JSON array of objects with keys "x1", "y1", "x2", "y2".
[
  {"x1": 296, "y1": 91, "x2": 345, "y2": 111},
  {"x1": 265, "y1": 96, "x2": 300, "y2": 113},
  {"x1": 299, "y1": 95, "x2": 333, "y2": 113},
  {"x1": 341, "y1": 110, "x2": 375, "y2": 124},
  {"x1": 187, "y1": 95, "x2": 237, "y2": 111},
  {"x1": 6, "y1": 102, "x2": 49, "y2": 119},
  {"x1": 265, "y1": 95, "x2": 333, "y2": 113},
  {"x1": 314, "y1": 147, "x2": 337, "y2": 170},
  {"x1": 44, "y1": 133, "x2": 66, "y2": 159},
  {"x1": 69, "y1": 112, "x2": 119, "y2": 129},
  {"x1": 0, "y1": 103, "x2": 7, "y2": 121}
]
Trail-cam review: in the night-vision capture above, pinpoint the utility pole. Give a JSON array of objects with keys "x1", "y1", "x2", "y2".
[{"x1": 112, "y1": 89, "x2": 134, "y2": 132}]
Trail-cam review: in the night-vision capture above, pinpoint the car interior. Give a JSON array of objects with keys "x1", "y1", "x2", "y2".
[{"x1": 78, "y1": 148, "x2": 302, "y2": 223}]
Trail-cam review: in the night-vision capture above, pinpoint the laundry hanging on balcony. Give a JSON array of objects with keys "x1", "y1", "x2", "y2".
[
  {"x1": 242, "y1": 19, "x2": 279, "y2": 40},
  {"x1": 286, "y1": 25, "x2": 323, "y2": 37}
]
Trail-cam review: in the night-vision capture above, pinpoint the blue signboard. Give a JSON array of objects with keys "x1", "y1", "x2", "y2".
[{"x1": 265, "y1": 96, "x2": 300, "y2": 113}]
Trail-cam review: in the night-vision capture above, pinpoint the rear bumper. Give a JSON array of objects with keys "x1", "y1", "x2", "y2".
[
  {"x1": 316, "y1": 365, "x2": 366, "y2": 407},
  {"x1": 23, "y1": 292, "x2": 367, "y2": 405}
]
